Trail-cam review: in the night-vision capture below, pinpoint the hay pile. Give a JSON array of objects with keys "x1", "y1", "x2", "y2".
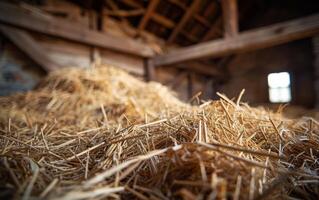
[{"x1": 0, "y1": 65, "x2": 318, "y2": 200}]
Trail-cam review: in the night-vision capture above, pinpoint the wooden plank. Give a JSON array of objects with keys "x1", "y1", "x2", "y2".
[
  {"x1": 122, "y1": 0, "x2": 142, "y2": 9},
  {"x1": 202, "y1": 17, "x2": 222, "y2": 41},
  {"x1": 152, "y1": 14, "x2": 175, "y2": 29},
  {"x1": 311, "y1": 36, "x2": 319, "y2": 107},
  {"x1": 34, "y1": 34, "x2": 145, "y2": 75},
  {"x1": 194, "y1": 15, "x2": 211, "y2": 28},
  {"x1": 0, "y1": 25, "x2": 61, "y2": 71},
  {"x1": 221, "y1": 0, "x2": 238, "y2": 38},
  {"x1": 138, "y1": 0, "x2": 159, "y2": 31},
  {"x1": 103, "y1": 9, "x2": 144, "y2": 17},
  {"x1": 100, "y1": 49, "x2": 144, "y2": 76},
  {"x1": 166, "y1": 71, "x2": 187, "y2": 89},
  {"x1": 0, "y1": 2, "x2": 154, "y2": 57},
  {"x1": 153, "y1": 14, "x2": 319, "y2": 65},
  {"x1": 29, "y1": 33, "x2": 92, "y2": 68},
  {"x1": 179, "y1": 62, "x2": 223, "y2": 77},
  {"x1": 145, "y1": 59, "x2": 156, "y2": 81},
  {"x1": 180, "y1": 31, "x2": 199, "y2": 43},
  {"x1": 168, "y1": 0, "x2": 201, "y2": 42},
  {"x1": 187, "y1": 73, "x2": 193, "y2": 99}
]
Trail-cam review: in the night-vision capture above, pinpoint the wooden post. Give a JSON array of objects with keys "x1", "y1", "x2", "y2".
[
  {"x1": 168, "y1": 0, "x2": 201, "y2": 42},
  {"x1": 187, "y1": 73, "x2": 193, "y2": 99},
  {"x1": 145, "y1": 58, "x2": 156, "y2": 81},
  {"x1": 203, "y1": 77, "x2": 214, "y2": 99},
  {"x1": 313, "y1": 35, "x2": 319, "y2": 108},
  {"x1": 221, "y1": 0, "x2": 238, "y2": 38}
]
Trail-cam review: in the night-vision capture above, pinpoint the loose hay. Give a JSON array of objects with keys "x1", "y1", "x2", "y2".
[{"x1": 0, "y1": 64, "x2": 318, "y2": 199}]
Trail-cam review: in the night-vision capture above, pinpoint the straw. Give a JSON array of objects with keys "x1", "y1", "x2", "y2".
[{"x1": 0, "y1": 64, "x2": 318, "y2": 199}]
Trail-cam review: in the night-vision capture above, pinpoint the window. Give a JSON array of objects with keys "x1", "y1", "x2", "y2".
[{"x1": 267, "y1": 72, "x2": 291, "y2": 103}]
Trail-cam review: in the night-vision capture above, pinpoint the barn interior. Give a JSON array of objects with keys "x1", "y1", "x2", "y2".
[{"x1": 0, "y1": 0, "x2": 319, "y2": 199}]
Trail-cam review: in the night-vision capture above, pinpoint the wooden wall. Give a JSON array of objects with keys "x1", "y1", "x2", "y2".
[
  {"x1": 0, "y1": 36, "x2": 45, "y2": 95},
  {"x1": 218, "y1": 39, "x2": 315, "y2": 108}
]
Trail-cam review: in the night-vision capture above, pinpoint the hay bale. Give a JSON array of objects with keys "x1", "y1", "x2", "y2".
[{"x1": 0, "y1": 65, "x2": 318, "y2": 199}]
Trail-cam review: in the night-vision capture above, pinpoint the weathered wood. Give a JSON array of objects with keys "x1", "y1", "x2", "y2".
[
  {"x1": 187, "y1": 73, "x2": 193, "y2": 99},
  {"x1": 167, "y1": 0, "x2": 186, "y2": 10},
  {"x1": 100, "y1": 49, "x2": 145, "y2": 76},
  {"x1": 194, "y1": 15, "x2": 211, "y2": 28},
  {"x1": 154, "y1": 14, "x2": 319, "y2": 65},
  {"x1": 312, "y1": 35, "x2": 319, "y2": 107},
  {"x1": 138, "y1": 0, "x2": 159, "y2": 31},
  {"x1": 0, "y1": 25, "x2": 61, "y2": 71},
  {"x1": 168, "y1": 0, "x2": 201, "y2": 42},
  {"x1": 35, "y1": 35, "x2": 145, "y2": 75},
  {"x1": 105, "y1": 0, "x2": 130, "y2": 25},
  {"x1": 103, "y1": 9, "x2": 144, "y2": 17},
  {"x1": 177, "y1": 62, "x2": 223, "y2": 77},
  {"x1": 122, "y1": 0, "x2": 142, "y2": 9},
  {"x1": 152, "y1": 14, "x2": 175, "y2": 29},
  {"x1": 202, "y1": 17, "x2": 223, "y2": 41},
  {"x1": 0, "y1": 2, "x2": 154, "y2": 57},
  {"x1": 180, "y1": 31, "x2": 199, "y2": 43},
  {"x1": 145, "y1": 59, "x2": 156, "y2": 81},
  {"x1": 221, "y1": 0, "x2": 238, "y2": 38}
]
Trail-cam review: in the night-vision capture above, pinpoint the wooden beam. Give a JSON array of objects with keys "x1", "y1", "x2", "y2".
[
  {"x1": 202, "y1": 17, "x2": 222, "y2": 41},
  {"x1": 103, "y1": 9, "x2": 144, "y2": 17},
  {"x1": 0, "y1": 2, "x2": 154, "y2": 57},
  {"x1": 168, "y1": 0, "x2": 201, "y2": 42},
  {"x1": 138, "y1": 0, "x2": 159, "y2": 31},
  {"x1": 122, "y1": 0, "x2": 142, "y2": 9},
  {"x1": 221, "y1": 0, "x2": 238, "y2": 38},
  {"x1": 105, "y1": 0, "x2": 130, "y2": 24},
  {"x1": 180, "y1": 31, "x2": 199, "y2": 43},
  {"x1": 152, "y1": 14, "x2": 175, "y2": 29},
  {"x1": 0, "y1": 25, "x2": 61, "y2": 71},
  {"x1": 194, "y1": 15, "x2": 211, "y2": 28},
  {"x1": 153, "y1": 14, "x2": 319, "y2": 66}
]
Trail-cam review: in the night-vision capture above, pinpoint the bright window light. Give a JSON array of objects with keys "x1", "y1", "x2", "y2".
[{"x1": 267, "y1": 72, "x2": 291, "y2": 103}]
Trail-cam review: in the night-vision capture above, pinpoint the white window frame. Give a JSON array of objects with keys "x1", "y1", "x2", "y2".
[{"x1": 267, "y1": 72, "x2": 292, "y2": 103}]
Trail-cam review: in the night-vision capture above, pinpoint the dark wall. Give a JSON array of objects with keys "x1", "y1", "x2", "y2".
[
  {"x1": 239, "y1": 0, "x2": 319, "y2": 30},
  {"x1": 216, "y1": 0, "x2": 319, "y2": 108},
  {"x1": 218, "y1": 39, "x2": 315, "y2": 108}
]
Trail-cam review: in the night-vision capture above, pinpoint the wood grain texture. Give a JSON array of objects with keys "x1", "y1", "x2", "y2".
[
  {"x1": 0, "y1": 2, "x2": 154, "y2": 57},
  {"x1": 0, "y1": 25, "x2": 61, "y2": 71},
  {"x1": 221, "y1": 0, "x2": 238, "y2": 38},
  {"x1": 153, "y1": 14, "x2": 319, "y2": 65}
]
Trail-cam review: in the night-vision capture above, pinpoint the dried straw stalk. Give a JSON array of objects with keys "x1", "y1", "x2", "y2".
[{"x1": 0, "y1": 65, "x2": 318, "y2": 199}]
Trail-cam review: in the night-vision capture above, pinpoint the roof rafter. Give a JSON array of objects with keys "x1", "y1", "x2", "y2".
[
  {"x1": 168, "y1": 0, "x2": 201, "y2": 42},
  {"x1": 138, "y1": 0, "x2": 160, "y2": 31}
]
